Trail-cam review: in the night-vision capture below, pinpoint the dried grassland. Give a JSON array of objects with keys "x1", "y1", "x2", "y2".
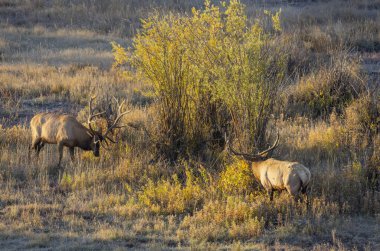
[{"x1": 0, "y1": 0, "x2": 379, "y2": 250}]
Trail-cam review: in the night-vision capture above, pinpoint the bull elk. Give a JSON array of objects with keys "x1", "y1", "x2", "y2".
[
  {"x1": 227, "y1": 133, "x2": 311, "y2": 202},
  {"x1": 30, "y1": 96, "x2": 130, "y2": 166}
]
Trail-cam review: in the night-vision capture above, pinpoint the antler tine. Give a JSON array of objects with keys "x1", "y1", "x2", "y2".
[
  {"x1": 88, "y1": 96, "x2": 96, "y2": 121},
  {"x1": 226, "y1": 133, "x2": 258, "y2": 161},
  {"x1": 88, "y1": 100, "x2": 106, "y2": 121},
  {"x1": 227, "y1": 131, "x2": 279, "y2": 161},
  {"x1": 257, "y1": 131, "x2": 279, "y2": 157},
  {"x1": 102, "y1": 97, "x2": 131, "y2": 142},
  {"x1": 118, "y1": 100, "x2": 125, "y2": 114},
  {"x1": 88, "y1": 111, "x2": 106, "y2": 123},
  {"x1": 112, "y1": 96, "x2": 126, "y2": 115},
  {"x1": 112, "y1": 96, "x2": 119, "y2": 105},
  {"x1": 87, "y1": 96, "x2": 106, "y2": 134}
]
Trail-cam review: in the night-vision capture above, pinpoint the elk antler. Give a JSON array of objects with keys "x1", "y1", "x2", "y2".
[
  {"x1": 227, "y1": 131, "x2": 280, "y2": 161},
  {"x1": 257, "y1": 131, "x2": 279, "y2": 158},
  {"x1": 88, "y1": 96, "x2": 105, "y2": 135},
  {"x1": 102, "y1": 96, "x2": 131, "y2": 143}
]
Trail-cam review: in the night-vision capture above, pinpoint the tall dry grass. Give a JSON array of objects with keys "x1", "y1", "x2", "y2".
[{"x1": 0, "y1": 115, "x2": 379, "y2": 249}]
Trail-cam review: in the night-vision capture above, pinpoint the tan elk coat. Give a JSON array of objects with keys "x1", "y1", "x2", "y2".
[
  {"x1": 30, "y1": 113, "x2": 101, "y2": 165},
  {"x1": 228, "y1": 133, "x2": 311, "y2": 201},
  {"x1": 251, "y1": 158, "x2": 311, "y2": 200},
  {"x1": 30, "y1": 96, "x2": 130, "y2": 167}
]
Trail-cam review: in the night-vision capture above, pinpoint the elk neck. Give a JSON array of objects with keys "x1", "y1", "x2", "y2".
[
  {"x1": 78, "y1": 129, "x2": 95, "y2": 151},
  {"x1": 250, "y1": 160, "x2": 264, "y2": 179}
]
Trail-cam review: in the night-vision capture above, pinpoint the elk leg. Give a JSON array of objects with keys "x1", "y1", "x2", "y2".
[
  {"x1": 302, "y1": 185, "x2": 310, "y2": 206},
  {"x1": 57, "y1": 142, "x2": 64, "y2": 167},
  {"x1": 287, "y1": 186, "x2": 300, "y2": 202},
  {"x1": 268, "y1": 189, "x2": 274, "y2": 201},
  {"x1": 297, "y1": 193, "x2": 303, "y2": 203},
  {"x1": 36, "y1": 142, "x2": 45, "y2": 157},
  {"x1": 31, "y1": 138, "x2": 41, "y2": 153},
  {"x1": 69, "y1": 147, "x2": 75, "y2": 162}
]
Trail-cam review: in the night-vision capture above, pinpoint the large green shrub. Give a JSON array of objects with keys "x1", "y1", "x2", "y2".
[{"x1": 112, "y1": 0, "x2": 286, "y2": 160}]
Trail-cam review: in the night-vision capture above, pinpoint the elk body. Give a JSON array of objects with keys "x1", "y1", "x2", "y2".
[
  {"x1": 30, "y1": 97, "x2": 129, "y2": 167},
  {"x1": 228, "y1": 133, "x2": 311, "y2": 201}
]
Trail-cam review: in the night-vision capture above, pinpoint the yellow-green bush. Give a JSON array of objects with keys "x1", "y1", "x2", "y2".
[
  {"x1": 112, "y1": 0, "x2": 286, "y2": 159},
  {"x1": 218, "y1": 159, "x2": 254, "y2": 196},
  {"x1": 138, "y1": 169, "x2": 204, "y2": 214}
]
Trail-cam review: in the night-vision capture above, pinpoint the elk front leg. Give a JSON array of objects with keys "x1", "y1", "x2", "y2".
[
  {"x1": 69, "y1": 147, "x2": 75, "y2": 162},
  {"x1": 31, "y1": 138, "x2": 41, "y2": 156},
  {"x1": 267, "y1": 189, "x2": 274, "y2": 201},
  {"x1": 36, "y1": 142, "x2": 45, "y2": 157}
]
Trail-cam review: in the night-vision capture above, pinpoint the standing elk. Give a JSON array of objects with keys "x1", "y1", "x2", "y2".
[
  {"x1": 30, "y1": 96, "x2": 130, "y2": 167},
  {"x1": 227, "y1": 133, "x2": 311, "y2": 202}
]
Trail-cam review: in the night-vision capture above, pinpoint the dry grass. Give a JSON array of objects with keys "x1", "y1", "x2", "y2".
[{"x1": 0, "y1": 0, "x2": 379, "y2": 250}]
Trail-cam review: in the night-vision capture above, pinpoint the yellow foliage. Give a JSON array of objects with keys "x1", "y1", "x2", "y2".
[
  {"x1": 138, "y1": 169, "x2": 204, "y2": 214},
  {"x1": 60, "y1": 173, "x2": 73, "y2": 190},
  {"x1": 111, "y1": 41, "x2": 128, "y2": 68},
  {"x1": 111, "y1": 0, "x2": 287, "y2": 156},
  {"x1": 264, "y1": 9, "x2": 282, "y2": 32},
  {"x1": 218, "y1": 159, "x2": 253, "y2": 196}
]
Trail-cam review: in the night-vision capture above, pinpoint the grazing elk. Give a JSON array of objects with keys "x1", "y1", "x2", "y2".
[
  {"x1": 30, "y1": 96, "x2": 130, "y2": 166},
  {"x1": 227, "y1": 133, "x2": 311, "y2": 202}
]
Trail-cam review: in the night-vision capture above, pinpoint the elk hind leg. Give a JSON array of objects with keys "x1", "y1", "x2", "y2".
[
  {"x1": 286, "y1": 185, "x2": 301, "y2": 202},
  {"x1": 57, "y1": 142, "x2": 64, "y2": 167},
  {"x1": 301, "y1": 184, "x2": 309, "y2": 206}
]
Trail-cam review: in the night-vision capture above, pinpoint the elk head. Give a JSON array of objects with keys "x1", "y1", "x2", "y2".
[
  {"x1": 226, "y1": 131, "x2": 279, "y2": 161},
  {"x1": 87, "y1": 96, "x2": 130, "y2": 156}
]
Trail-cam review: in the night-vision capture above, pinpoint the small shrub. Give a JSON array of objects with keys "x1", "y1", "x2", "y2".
[
  {"x1": 218, "y1": 159, "x2": 254, "y2": 196},
  {"x1": 138, "y1": 169, "x2": 204, "y2": 214},
  {"x1": 284, "y1": 53, "x2": 366, "y2": 119}
]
